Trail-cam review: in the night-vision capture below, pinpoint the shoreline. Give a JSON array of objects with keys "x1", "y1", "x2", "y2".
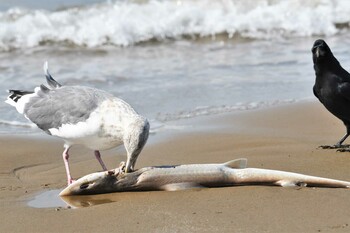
[{"x1": 1, "y1": 100, "x2": 350, "y2": 232}]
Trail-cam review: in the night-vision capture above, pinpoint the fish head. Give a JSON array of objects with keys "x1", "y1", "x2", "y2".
[
  {"x1": 311, "y1": 39, "x2": 332, "y2": 63},
  {"x1": 59, "y1": 169, "x2": 120, "y2": 196}
]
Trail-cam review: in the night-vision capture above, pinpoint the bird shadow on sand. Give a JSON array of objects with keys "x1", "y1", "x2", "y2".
[{"x1": 318, "y1": 144, "x2": 350, "y2": 152}]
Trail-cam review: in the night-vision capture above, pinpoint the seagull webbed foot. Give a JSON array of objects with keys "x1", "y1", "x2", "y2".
[
  {"x1": 118, "y1": 161, "x2": 135, "y2": 173},
  {"x1": 119, "y1": 161, "x2": 126, "y2": 173},
  {"x1": 68, "y1": 178, "x2": 76, "y2": 185}
]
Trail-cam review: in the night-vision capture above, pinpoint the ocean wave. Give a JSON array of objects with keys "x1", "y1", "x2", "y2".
[
  {"x1": 156, "y1": 99, "x2": 297, "y2": 122},
  {"x1": 0, "y1": 119, "x2": 37, "y2": 128},
  {"x1": 0, "y1": 0, "x2": 349, "y2": 50}
]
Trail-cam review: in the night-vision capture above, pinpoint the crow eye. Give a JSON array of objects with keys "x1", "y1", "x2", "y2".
[{"x1": 80, "y1": 183, "x2": 90, "y2": 189}]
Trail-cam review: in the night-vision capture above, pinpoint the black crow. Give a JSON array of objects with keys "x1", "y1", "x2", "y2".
[{"x1": 312, "y1": 39, "x2": 350, "y2": 151}]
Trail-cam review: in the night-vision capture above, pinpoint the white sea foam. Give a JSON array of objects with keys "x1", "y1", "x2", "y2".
[
  {"x1": 0, "y1": 0, "x2": 350, "y2": 50},
  {"x1": 156, "y1": 99, "x2": 297, "y2": 122}
]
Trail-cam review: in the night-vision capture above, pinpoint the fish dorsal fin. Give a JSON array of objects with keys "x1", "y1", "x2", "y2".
[{"x1": 224, "y1": 158, "x2": 247, "y2": 169}]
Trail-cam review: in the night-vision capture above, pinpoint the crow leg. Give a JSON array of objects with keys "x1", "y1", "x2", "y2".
[
  {"x1": 336, "y1": 132, "x2": 350, "y2": 147},
  {"x1": 319, "y1": 132, "x2": 350, "y2": 151}
]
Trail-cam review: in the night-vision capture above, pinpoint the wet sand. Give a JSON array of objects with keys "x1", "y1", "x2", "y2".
[{"x1": 0, "y1": 101, "x2": 350, "y2": 233}]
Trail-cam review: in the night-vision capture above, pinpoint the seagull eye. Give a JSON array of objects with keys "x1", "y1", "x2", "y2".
[{"x1": 80, "y1": 183, "x2": 90, "y2": 189}]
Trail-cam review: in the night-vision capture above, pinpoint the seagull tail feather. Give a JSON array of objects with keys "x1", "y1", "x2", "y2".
[
  {"x1": 5, "y1": 89, "x2": 34, "y2": 107},
  {"x1": 43, "y1": 61, "x2": 62, "y2": 89}
]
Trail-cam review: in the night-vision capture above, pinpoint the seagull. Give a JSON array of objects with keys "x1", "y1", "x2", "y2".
[{"x1": 5, "y1": 62, "x2": 150, "y2": 185}]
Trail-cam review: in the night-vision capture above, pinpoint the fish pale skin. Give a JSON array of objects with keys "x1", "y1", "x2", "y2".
[{"x1": 59, "y1": 159, "x2": 350, "y2": 196}]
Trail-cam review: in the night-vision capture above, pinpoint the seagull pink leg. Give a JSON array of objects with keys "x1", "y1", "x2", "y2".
[
  {"x1": 62, "y1": 146, "x2": 75, "y2": 185},
  {"x1": 94, "y1": 150, "x2": 107, "y2": 171}
]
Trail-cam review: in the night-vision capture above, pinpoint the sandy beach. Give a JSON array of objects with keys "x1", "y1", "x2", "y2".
[{"x1": 1, "y1": 100, "x2": 350, "y2": 233}]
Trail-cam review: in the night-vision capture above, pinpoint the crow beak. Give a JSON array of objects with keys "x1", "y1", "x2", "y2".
[
  {"x1": 315, "y1": 47, "x2": 320, "y2": 58},
  {"x1": 312, "y1": 40, "x2": 326, "y2": 58}
]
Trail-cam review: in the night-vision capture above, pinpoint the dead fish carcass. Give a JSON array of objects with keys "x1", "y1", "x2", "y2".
[{"x1": 60, "y1": 159, "x2": 350, "y2": 196}]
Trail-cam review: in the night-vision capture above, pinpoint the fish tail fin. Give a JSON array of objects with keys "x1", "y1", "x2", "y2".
[
  {"x1": 275, "y1": 178, "x2": 350, "y2": 188},
  {"x1": 224, "y1": 158, "x2": 247, "y2": 169}
]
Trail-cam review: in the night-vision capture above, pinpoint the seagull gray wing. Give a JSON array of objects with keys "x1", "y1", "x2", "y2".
[{"x1": 23, "y1": 85, "x2": 111, "y2": 133}]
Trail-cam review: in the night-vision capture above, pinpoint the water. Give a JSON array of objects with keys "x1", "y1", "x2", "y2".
[
  {"x1": 28, "y1": 189, "x2": 120, "y2": 208},
  {"x1": 27, "y1": 189, "x2": 67, "y2": 208},
  {"x1": 1, "y1": 0, "x2": 350, "y2": 134}
]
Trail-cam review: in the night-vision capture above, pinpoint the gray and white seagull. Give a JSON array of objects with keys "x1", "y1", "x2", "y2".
[{"x1": 5, "y1": 62, "x2": 150, "y2": 185}]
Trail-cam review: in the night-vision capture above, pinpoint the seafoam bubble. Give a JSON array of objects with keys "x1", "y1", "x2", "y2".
[{"x1": 0, "y1": 0, "x2": 348, "y2": 50}]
